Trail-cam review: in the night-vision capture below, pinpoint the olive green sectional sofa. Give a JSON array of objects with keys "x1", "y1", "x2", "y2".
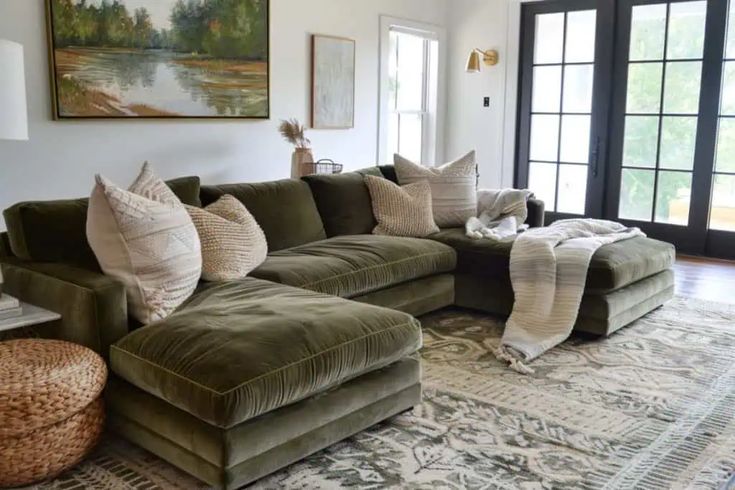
[{"x1": 0, "y1": 166, "x2": 675, "y2": 489}]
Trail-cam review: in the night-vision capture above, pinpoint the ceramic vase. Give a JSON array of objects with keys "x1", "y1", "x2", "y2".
[{"x1": 290, "y1": 148, "x2": 314, "y2": 178}]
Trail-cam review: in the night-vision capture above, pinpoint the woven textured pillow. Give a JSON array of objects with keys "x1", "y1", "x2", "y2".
[
  {"x1": 186, "y1": 195, "x2": 268, "y2": 282},
  {"x1": 394, "y1": 151, "x2": 477, "y2": 227},
  {"x1": 364, "y1": 175, "x2": 439, "y2": 237},
  {"x1": 86, "y1": 163, "x2": 202, "y2": 324}
]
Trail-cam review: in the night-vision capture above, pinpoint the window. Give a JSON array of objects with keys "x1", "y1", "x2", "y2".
[{"x1": 379, "y1": 17, "x2": 444, "y2": 165}]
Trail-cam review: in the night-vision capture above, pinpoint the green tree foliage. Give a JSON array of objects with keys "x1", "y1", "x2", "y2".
[
  {"x1": 133, "y1": 8, "x2": 155, "y2": 49},
  {"x1": 202, "y1": 0, "x2": 267, "y2": 59},
  {"x1": 170, "y1": 0, "x2": 267, "y2": 59},
  {"x1": 170, "y1": 0, "x2": 209, "y2": 53},
  {"x1": 52, "y1": 0, "x2": 158, "y2": 48},
  {"x1": 51, "y1": 0, "x2": 267, "y2": 59}
]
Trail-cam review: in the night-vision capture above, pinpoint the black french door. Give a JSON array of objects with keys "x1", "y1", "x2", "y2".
[
  {"x1": 517, "y1": 0, "x2": 615, "y2": 220},
  {"x1": 517, "y1": 0, "x2": 735, "y2": 259}
]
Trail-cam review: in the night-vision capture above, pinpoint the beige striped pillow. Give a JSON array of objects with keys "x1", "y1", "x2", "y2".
[
  {"x1": 394, "y1": 151, "x2": 477, "y2": 227},
  {"x1": 186, "y1": 195, "x2": 268, "y2": 282},
  {"x1": 86, "y1": 163, "x2": 202, "y2": 324},
  {"x1": 364, "y1": 175, "x2": 439, "y2": 237}
]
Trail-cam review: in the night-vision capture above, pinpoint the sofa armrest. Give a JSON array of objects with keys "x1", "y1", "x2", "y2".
[
  {"x1": 526, "y1": 198, "x2": 545, "y2": 228},
  {"x1": 0, "y1": 259, "x2": 128, "y2": 357}
]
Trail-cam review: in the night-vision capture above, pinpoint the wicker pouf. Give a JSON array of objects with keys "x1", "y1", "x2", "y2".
[{"x1": 0, "y1": 339, "x2": 107, "y2": 487}]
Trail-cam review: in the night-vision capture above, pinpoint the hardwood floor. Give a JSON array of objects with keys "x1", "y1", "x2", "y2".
[{"x1": 674, "y1": 255, "x2": 735, "y2": 304}]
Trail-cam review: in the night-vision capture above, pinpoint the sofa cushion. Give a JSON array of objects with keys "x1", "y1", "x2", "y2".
[
  {"x1": 200, "y1": 179, "x2": 326, "y2": 252},
  {"x1": 429, "y1": 229, "x2": 674, "y2": 293},
  {"x1": 0, "y1": 232, "x2": 11, "y2": 259},
  {"x1": 86, "y1": 167, "x2": 202, "y2": 324},
  {"x1": 3, "y1": 176, "x2": 201, "y2": 270},
  {"x1": 109, "y1": 278, "x2": 422, "y2": 429},
  {"x1": 377, "y1": 165, "x2": 399, "y2": 183},
  {"x1": 364, "y1": 176, "x2": 440, "y2": 237},
  {"x1": 394, "y1": 151, "x2": 477, "y2": 228},
  {"x1": 429, "y1": 228, "x2": 513, "y2": 279},
  {"x1": 186, "y1": 195, "x2": 268, "y2": 282},
  {"x1": 302, "y1": 168, "x2": 382, "y2": 237},
  {"x1": 585, "y1": 236, "x2": 676, "y2": 292},
  {"x1": 250, "y1": 235, "x2": 456, "y2": 298}
]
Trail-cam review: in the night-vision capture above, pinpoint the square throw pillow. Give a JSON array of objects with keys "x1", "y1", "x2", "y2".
[
  {"x1": 186, "y1": 195, "x2": 268, "y2": 282},
  {"x1": 364, "y1": 175, "x2": 439, "y2": 237},
  {"x1": 86, "y1": 163, "x2": 202, "y2": 324},
  {"x1": 394, "y1": 151, "x2": 478, "y2": 228}
]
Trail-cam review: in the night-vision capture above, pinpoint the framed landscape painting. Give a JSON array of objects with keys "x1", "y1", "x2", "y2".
[{"x1": 46, "y1": 0, "x2": 269, "y2": 119}]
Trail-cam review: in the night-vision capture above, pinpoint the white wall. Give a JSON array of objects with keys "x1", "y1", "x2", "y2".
[
  {"x1": 0, "y1": 0, "x2": 448, "y2": 230},
  {"x1": 445, "y1": 0, "x2": 515, "y2": 189},
  {"x1": 445, "y1": 0, "x2": 542, "y2": 190}
]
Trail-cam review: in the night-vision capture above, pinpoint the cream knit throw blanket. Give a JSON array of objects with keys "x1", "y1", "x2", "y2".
[
  {"x1": 496, "y1": 219, "x2": 644, "y2": 374},
  {"x1": 466, "y1": 189, "x2": 533, "y2": 240}
]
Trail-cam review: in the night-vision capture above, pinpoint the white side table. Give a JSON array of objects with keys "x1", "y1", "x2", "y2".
[{"x1": 0, "y1": 302, "x2": 61, "y2": 333}]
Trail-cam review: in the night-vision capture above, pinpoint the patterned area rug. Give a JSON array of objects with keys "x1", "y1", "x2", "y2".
[{"x1": 29, "y1": 296, "x2": 735, "y2": 490}]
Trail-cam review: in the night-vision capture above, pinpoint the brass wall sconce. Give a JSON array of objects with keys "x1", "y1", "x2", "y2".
[{"x1": 465, "y1": 49, "x2": 499, "y2": 73}]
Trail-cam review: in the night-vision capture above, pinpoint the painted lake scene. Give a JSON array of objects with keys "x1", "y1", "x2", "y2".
[{"x1": 48, "y1": 0, "x2": 269, "y2": 118}]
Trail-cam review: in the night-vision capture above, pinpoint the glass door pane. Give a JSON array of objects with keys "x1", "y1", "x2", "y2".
[
  {"x1": 710, "y1": 1, "x2": 735, "y2": 231},
  {"x1": 524, "y1": 8, "x2": 597, "y2": 214},
  {"x1": 617, "y1": 1, "x2": 706, "y2": 227}
]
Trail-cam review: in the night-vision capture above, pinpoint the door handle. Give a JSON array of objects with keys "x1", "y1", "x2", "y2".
[{"x1": 591, "y1": 136, "x2": 601, "y2": 178}]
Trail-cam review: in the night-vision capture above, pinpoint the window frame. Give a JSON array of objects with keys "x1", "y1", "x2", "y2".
[{"x1": 378, "y1": 16, "x2": 446, "y2": 166}]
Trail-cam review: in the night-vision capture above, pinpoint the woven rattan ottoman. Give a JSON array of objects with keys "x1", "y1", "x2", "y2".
[{"x1": 0, "y1": 339, "x2": 107, "y2": 487}]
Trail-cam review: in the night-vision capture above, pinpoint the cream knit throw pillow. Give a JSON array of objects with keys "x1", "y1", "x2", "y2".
[
  {"x1": 186, "y1": 195, "x2": 268, "y2": 282},
  {"x1": 364, "y1": 175, "x2": 439, "y2": 237},
  {"x1": 394, "y1": 151, "x2": 477, "y2": 227},
  {"x1": 86, "y1": 163, "x2": 202, "y2": 324}
]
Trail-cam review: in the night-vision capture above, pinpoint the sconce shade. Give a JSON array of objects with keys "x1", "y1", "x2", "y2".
[
  {"x1": 0, "y1": 40, "x2": 29, "y2": 141},
  {"x1": 466, "y1": 49, "x2": 500, "y2": 73},
  {"x1": 466, "y1": 50, "x2": 481, "y2": 73}
]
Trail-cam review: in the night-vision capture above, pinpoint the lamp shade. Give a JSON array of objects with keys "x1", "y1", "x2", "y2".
[
  {"x1": 0, "y1": 40, "x2": 29, "y2": 141},
  {"x1": 465, "y1": 49, "x2": 481, "y2": 73}
]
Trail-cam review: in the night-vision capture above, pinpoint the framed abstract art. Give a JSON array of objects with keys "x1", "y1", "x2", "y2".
[{"x1": 311, "y1": 34, "x2": 355, "y2": 129}]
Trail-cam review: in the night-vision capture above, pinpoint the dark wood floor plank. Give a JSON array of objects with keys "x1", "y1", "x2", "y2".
[{"x1": 674, "y1": 255, "x2": 735, "y2": 304}]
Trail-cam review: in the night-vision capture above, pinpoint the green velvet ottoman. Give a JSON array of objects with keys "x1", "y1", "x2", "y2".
[
  {"x1": 106, "y1": 278, "x2": 423, "y2": 489},
  {"x1": 430, "y1": 232, "x2": 676, "y2": 336}
]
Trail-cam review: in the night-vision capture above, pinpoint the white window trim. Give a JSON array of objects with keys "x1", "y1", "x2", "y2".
[{"x1": 378, "y1": 16, "x2": 447, "y2": 166}]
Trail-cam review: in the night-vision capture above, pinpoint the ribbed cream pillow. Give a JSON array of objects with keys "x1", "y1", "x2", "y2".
[
  {"x1": 86, "y1": 163, "x2": 202, "y2": 324},
  {"x1": 394, "y1": 151, "x2": 477, "y2": 227},
  {"x1": 364, "y1": 175, "x2": 439, "y2": 237},
  {"x1": 186, "y1": 195, "x2": 268, "y2": 282}
]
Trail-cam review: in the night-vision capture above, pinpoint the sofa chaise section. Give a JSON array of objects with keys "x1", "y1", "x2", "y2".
[
  {"x1": 430, "y1": 228, "x2": 676, "y2": 336},
  {"x1": 108, "y1": 278, "x2": 423, "y2": 488},
  {"x1": 110, "y1": 278, "x2": 422, "y2": 428},
  {"x1": 106, "y1": 357, "x2": 420, "y2": 489}
]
